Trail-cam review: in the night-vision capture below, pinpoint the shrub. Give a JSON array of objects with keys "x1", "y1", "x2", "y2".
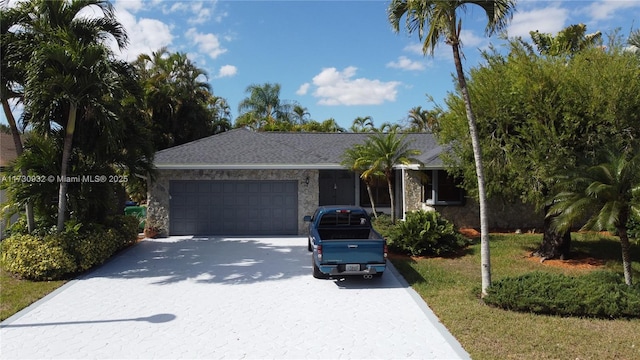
[
  {"x1": 386, "y1": 210, "x2": 470, "y2": 256},
  {"x1": 371, "y1": 214, "x2": 394, "y2": 237},
  {"x1": 0, "y1": 234, "x2": 76, "y2": 280},
  {"x1": 484, "y1": 271, "x2": 640, "y2": 319},
  {"x1": 1, "y1": 216, "x2": 140, "y2": 280}
]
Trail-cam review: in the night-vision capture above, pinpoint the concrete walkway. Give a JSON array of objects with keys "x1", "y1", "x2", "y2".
[{"x1": 1, "y1": 236, "x2": 469, "y2": 359}]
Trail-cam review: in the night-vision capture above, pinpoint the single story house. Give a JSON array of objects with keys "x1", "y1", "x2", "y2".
[{"x1": 147, "y1": 128, "x2": 540, "y2": 236}]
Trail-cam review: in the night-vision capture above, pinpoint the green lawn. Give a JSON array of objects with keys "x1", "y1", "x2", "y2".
[
  {"x1": 0, "y1": 268, "x2": 67, "y2": 321},
  {"x1": 391, "y1": 232, "x2": 640, "y2": 360}
]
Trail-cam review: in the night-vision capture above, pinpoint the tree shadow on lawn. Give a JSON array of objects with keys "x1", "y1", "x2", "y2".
[{"x1": 80, "y1": 236, "x2": 312, "y2": 285}]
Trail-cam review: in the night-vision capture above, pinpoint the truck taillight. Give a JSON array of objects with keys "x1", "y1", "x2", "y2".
[
  {"x1": 384, "y1": 242, "x2": 388, "y2": 259},
  {"x1": 317, "y1": 244, "x2": 323, "y2": 261}
]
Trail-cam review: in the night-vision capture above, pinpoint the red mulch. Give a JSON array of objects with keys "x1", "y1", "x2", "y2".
[{"x1": 457, "y1": 228, "x2": 605, "y2": 270}]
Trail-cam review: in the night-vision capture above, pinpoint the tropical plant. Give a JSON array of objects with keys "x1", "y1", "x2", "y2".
[
  {"x1": 407, "y1": 106, "x2": 441, "y2": 132},
  {"x1": 388, "y1": 0, "x2": 516, "y2": 295},
  {"x1": 350, "y1": 116, "x2": 375, "y2": 132},
  {"x1": 237, "y1": 83, "x2": 297, "y2": 130},
  {"x1": 16, "y1": 0, "x2": 128, "y2": 232},
  {"x1": 340, "y1": 144, "x2": 383, "y2": 218},
  {"x1": 548, "y1": 146, "x2": 640, "y2": 286},
  {"x1": 435, "y1": 32, "x2": 640, "y2": 261},
  {"x1": 528, "y1": 23, "x2": 602, "y2": 57},
  {"x1": 360, "y1": 132, "x2": 421, "y2": 223},
  {"x1": 1, "y1": 1, "x2": 38, "y2": 232},
  {"x1": 133, "y1": 48, "x2": 227, "y2": 150}
]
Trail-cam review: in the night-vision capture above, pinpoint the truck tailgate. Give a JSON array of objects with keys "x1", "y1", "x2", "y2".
[{"x1": 320, "y1": 240, "x2": 385, "y2": 264}]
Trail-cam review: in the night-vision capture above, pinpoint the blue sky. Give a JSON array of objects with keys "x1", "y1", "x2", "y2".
[{"x1": 3, "y1": 0, "x2": 640, "y2": 130}]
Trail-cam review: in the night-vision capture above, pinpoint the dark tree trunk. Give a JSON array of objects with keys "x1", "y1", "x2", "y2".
[{"x1": 534, "y1": 205, "x2": 572, "y2": 260}]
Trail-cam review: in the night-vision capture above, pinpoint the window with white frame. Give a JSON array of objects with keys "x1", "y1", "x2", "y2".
[{"x1": 422, "y1": 170, "x2": 465, "y2": 205}]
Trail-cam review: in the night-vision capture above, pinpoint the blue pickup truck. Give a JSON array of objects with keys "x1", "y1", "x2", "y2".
[{"x1": 304, "y1": 206, "x2": 387, "y2": 279}]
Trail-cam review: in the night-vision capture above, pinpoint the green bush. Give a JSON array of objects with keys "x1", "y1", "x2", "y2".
[
  {"x1": 385, "y1": 210, "x2": 470, "y2": 256},
  {"x1": 0, "y1": 234, "x2": 76, "y2": 280},
  {"x1": 371, "y1": 214, "x2": 395, "y2": 237},
  {"x1": 1, "y1": 215, "x2": 140, "y2": 280},
  {"x1": 627, "y1": 211, "x2": 640, "y2": 240},
  {"x1": 484, "y1": 271, "x2": 640, "y2": 319}
]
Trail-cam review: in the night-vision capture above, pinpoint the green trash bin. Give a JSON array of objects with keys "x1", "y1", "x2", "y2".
[{"x1": 124, "y1": 205, "x2": 146, "y2": 232}]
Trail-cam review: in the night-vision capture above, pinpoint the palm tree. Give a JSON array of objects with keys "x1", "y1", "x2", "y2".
[
  {"x1": 548, "y1": 146, "x2": 640, "y2": 286},
  {"x1": 341, "y1": 144, "x2": 382, "y2": 218},
  {"x1": 361, "y1": 132, "x2": 421, "y2": 223},
  {"x1": 350, "y1": 116, "x2": 375, "y2": 132},
  {"x1": 21, "y1": 0, "x2": 128, "y2": 231},
  {"x1": 407, "y1": 106, "x2": 441, "y2": 132},
  {"x1": 388, "y1": 0, "x2": 516, "y2": 295},
  {"x1": 292, "y1": 105, "x2": 310, "y2": 125},
  {"x1": 238, "y1": 83, "x2": 292, "y2": 129},
  {"x1": 0, "y1": 2, "x2": 35, "y2": 232},
  {"x1": 529, "y1": 23, "x2": 602, "y2": 57}
]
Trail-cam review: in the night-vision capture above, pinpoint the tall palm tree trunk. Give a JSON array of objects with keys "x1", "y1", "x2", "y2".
[
  {"x1": 617, "y1": 227, "x2": 633, "y2": 286},
  {"x1": 56, "y1": 102, "x2": 77, "y2": 232},
  {"x1": 2, "y1": 98, "x2": 35, "y2": 233},
  {"x1": 364, "y1": 180, "x2": 378, "y2": 219},
  {"x1": 452, "y1": 42, "x2": 492, "y2": 295},
  {"x1": 386, "y1": 171, "x2": 396, "y2": 223}
]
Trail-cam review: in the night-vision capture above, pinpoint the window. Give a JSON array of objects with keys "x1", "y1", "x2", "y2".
[
  {"x1": 422, "y1": 170, "x2": 464, "y2": 205},
  {"x1": 359, "y1": 176, "x2": 391, "y2": 207}
]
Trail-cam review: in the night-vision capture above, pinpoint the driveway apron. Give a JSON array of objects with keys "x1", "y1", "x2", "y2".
[{"x1": 1, "y1": 236, "x2": 469, "y2": 359}]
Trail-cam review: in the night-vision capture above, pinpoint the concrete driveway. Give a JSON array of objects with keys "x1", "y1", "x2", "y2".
[{"x1": 1, "y1": 236, "x2": 469, "y2": 359}]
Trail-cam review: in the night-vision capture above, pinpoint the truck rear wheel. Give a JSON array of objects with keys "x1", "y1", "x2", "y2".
[{"x1": 312, "y1": 256, "x2": 326, "y2": 279}]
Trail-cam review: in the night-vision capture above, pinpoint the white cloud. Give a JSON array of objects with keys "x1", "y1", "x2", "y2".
[
  {"x1": 187, "y1": 2, "x2": 211, "y2": 25},
  {"x1": 586, "y1": 0, "x2": 640, "y2": 21},
  {"x1": 217, "y1": 65, "x2": 237, "y2": 78},
  {"x1": 386, "y1": 56, "x2": 426, "y2": 71},
  {"x1": 310, "y1": 67, "x2": 401, "y2": 106},
  {"x1": 114, "y1": 0, "x2": 143, "y2": 13},
  {"x1": 296, "y1": 83, "x2": 310, "y2": 95},
  {"x1": 404, "y1": 43, "x2": 425, "y2": 55},
  {"x1": 112, "y1": 7, "x2": 173, "y2": 61},
  {"x1": 186, "y1": 28, "x2": 227, "y2": 59},
  {"x1": 460, "y1": 29, "x2": 485, "y2": 48},
  {"x1": 508, "y1": 6, "x2": 568, "y2": 38}
]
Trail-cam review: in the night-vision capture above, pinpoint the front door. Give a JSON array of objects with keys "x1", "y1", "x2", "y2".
[{"x1": 319, "y1": 170, "x2": 355, "y2": 206}]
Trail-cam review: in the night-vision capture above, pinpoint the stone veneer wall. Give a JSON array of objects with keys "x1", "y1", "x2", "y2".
[
  {"x1": 147, "y1": 169, "x2": 319, "y2": 236},
  {"x1": 403, "y1": 170, "x2": 543, "y2": 231}
]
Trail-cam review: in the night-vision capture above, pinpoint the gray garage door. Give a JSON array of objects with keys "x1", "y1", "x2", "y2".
[{"x1": 169, "y1": 180, "x2": 298, "y2": 235}]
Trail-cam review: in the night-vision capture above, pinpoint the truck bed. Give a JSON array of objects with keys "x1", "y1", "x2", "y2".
[{"x1": 317, "y1": 227, "x2": 373, "y2": 240}]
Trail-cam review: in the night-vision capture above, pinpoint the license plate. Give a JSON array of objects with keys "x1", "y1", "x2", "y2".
[{"x1": 346, "y1": 264, "x2": 360, "y2": 271}]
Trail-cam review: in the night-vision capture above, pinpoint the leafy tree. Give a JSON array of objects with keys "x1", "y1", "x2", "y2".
[
  {"x1": 388, "y1": 0, "x2": 516, "y2": 295},
  {"x1": 436, "y1": 30, "x2": 640, "y2": 260},
  {"x1": 360, "y1": 132, "x2": 421, "y2": 223},
  {"x1": 298, "y1": 118, "x2": 345, "y2": 132},
  {"x1": 548, "y1": 145, "x2": 640, "y2": 286}
]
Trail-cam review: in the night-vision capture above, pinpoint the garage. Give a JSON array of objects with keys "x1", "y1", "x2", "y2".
[{"x1": 169, "y1": 180, "x2": 298, "y2": 235}]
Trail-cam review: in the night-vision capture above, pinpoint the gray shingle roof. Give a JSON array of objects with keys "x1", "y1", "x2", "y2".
[{"x1": 154, "y1": 128, "x2": 444, "y2": 169}]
